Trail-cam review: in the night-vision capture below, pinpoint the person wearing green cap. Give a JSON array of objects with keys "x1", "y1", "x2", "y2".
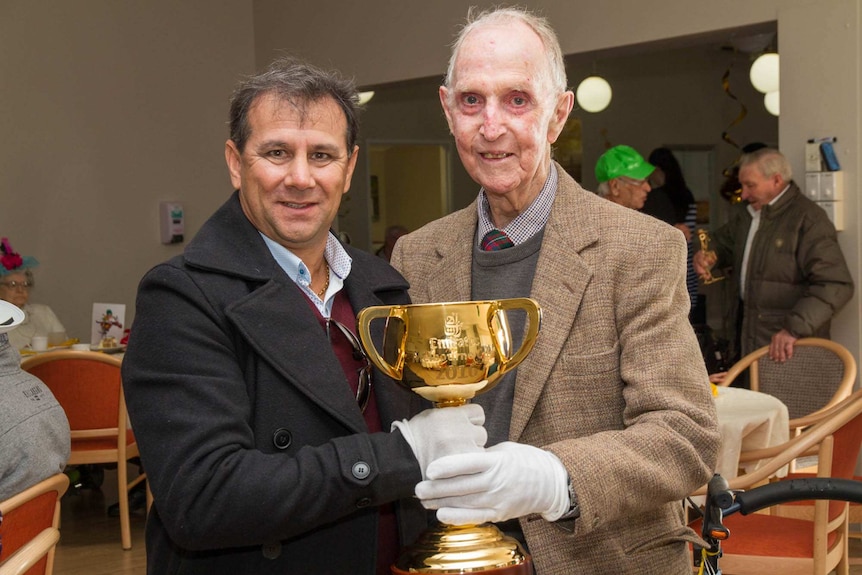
[{"x1": 594, "y1": 145, "x2": 655, "y2": 210}]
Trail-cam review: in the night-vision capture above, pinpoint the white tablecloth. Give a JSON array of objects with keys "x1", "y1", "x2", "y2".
[{"x1": 713, "y1": 386, "x2": 790, "y2": 479}]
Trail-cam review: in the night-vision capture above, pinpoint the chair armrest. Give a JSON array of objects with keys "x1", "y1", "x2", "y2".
[{"x1": 0, "y1": 528, "x2": 60, "y2": 575}]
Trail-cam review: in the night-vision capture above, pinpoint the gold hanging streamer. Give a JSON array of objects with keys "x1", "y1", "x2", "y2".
[{"x1": 719, "y1": 52, "x2": 747, "y2": 203}]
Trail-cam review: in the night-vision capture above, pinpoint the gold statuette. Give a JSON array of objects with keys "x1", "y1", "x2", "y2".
[{"x1": 697, "y1": 228, "x2": 725, "y2": 285}]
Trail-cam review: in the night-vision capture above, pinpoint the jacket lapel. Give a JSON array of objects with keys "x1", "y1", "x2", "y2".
[
  {"x1": 425, "y1": 206, "x2": 477, "y2": 303},
  {"x1": 510, "y1": 168, "x2": 598, "y2": 442},
  {"x1": 227, "y1": 276, "x2": 369, "y2": 433},
  {"x1": 188, "y1": 194, "x2": 407, "y2": 433}
]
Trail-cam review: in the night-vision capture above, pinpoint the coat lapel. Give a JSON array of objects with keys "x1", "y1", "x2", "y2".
[
  {"x1": 425, "y1": 206, "x2": 477, "y2": 304},
  {"x1": 227, "y1": 277, "x2": 369, "y2": 433},
  {"x1": 510, "y1": 168, "x2": 598, "y2": 442},
  {"x1": 187, "y1": 193, "x2": 415, "y2": 433}
]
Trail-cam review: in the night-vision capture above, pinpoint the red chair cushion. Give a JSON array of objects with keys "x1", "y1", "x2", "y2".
[{"x1": 718, "y1": 513, "x2": 839, "y2": 558}]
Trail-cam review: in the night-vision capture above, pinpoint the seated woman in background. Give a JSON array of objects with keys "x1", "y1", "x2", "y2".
[{"x1": 0, "y1": 237, "x2": 66, "y2": 351}]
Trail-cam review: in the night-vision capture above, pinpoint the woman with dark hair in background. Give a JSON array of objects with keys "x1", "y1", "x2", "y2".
[{"x1": 642, "y1": 148, "x2": 703, "y2": 323}]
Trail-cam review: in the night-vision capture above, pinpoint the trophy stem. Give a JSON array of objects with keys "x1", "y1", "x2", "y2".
[
  {"x1": 434, "y1": 398, "x2": 469, "y2": 408},
  {"x1": 391, "y1": 522, "x2": 532, "y2": 574}
]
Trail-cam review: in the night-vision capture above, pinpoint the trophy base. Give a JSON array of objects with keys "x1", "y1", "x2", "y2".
[{"x1": 391, "y1": 523, "x2": 532, "y2": 574}]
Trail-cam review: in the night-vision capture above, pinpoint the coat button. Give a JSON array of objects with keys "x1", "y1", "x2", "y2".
[
  {"x1": 272, "y1": 428, "x2": 292, "y2": 450},
  {"x1": 356, "y1": 497, "x2": 372, "y2": 508},
  {"x1": 262, "y1": 543, "x2": 282, "y2": 559},
  {"x1": 352, "y1": 461, "x2": 371, "y2": 479}
]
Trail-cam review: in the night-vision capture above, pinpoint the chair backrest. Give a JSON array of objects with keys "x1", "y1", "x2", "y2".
[
  {"x1": 817, "y1": 386, "x2": 862, "y2": 525},
  {"x1": 719, "y1": 338, "x2": 856, "y2": 421},
  {"x1": 693, "y1": 390, "x2": 862, "y2": 575},
  {"x1": 0, "y1": 473, "x2": 69, "y2": 575},
  {"x1": 21, "y1": 351, "x2": 127, "y2": 453}
]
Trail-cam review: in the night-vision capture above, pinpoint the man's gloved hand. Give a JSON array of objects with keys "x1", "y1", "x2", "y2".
[
  {"x1": 391, "y1": 404, "x2": 487, "y2": 480},
  {"x1": 415, "y1": 441, "x2": 570, "y2": 525}
]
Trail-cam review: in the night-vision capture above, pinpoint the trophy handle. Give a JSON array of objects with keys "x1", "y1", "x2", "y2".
[
  {"x1": 491, "y1": 297, "x2": 542, "y2": 375},
  {"x1": 356, "y1": 306, "x2": 405, "y2": 380}
]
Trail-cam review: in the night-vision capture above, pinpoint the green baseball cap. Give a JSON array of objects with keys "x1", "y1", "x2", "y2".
[{"x1": 595, "y1": 145, "x2": 655, "y2": 183}]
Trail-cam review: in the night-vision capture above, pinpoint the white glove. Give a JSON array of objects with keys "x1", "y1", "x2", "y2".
[
  {"x1": 415, "y1": 441, "x2": 570, "y2": 525},
  {"x1": 391, "y1": 404, "x2": 487, "y2": 480}
]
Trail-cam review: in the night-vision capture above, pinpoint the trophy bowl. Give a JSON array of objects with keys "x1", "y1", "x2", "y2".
[
  {"x1": 356, "y1": 298, "x2": 541, "y2": 574},
  {"x1": 356, "y1": 298, "x2": 541, "y2": 408}
]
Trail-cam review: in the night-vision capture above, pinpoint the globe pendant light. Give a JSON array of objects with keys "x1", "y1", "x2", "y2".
[
  {"x1": 749, "y1": 53, "x2": 779, "y2": 94},
  {"x1": 576, "y1": 76, "x2": 612, "y2": 113},
  {"x1": 764, "y1": 91, "x2": 780, "y2": 116}
]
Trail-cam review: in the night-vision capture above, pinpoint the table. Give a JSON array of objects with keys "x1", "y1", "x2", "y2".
[{"x1": 713, "y1": 386, "x2": 790, "y2": 479}]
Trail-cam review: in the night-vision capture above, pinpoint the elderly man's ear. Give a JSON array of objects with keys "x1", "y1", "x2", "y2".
[{"x1": 547, "y1": 91, "x2": 575, "y2": 144}]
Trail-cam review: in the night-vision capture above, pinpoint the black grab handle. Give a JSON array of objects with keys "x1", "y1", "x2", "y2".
[{"x1": 735, "y1": 478, "x2": 862, "y2": 515}]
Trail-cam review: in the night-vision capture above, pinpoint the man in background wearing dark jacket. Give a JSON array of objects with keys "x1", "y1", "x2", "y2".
[{"x1": 694, "y1": 148, "x2": 853, "y2": 363}]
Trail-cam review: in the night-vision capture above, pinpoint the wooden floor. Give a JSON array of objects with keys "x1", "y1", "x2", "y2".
[
  {"x1": 54, "y1": 469, "x2": 147, "y2": 575},
  {"x1": 51, "y1": 468, "x2": 862, "y2": 574}
]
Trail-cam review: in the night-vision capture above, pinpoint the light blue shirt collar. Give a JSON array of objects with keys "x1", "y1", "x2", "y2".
[{"x1": 260, "y1": 232, "x2": 352, "y2": 318}]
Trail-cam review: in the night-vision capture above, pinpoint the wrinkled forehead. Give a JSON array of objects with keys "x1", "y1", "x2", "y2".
[
  {"x1": 451, "y1": 21, "x2": 553, "y2": 94},
  {"x1": 0, "y1": 270, "x2": 27, "y2": 281},
  {"x1": 738, "y1": 164, "x2": 766, "y2": 182}
]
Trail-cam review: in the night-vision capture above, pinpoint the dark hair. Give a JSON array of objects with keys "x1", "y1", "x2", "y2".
[
  {"x1": 228, "y1": 57, "x2": 360, "y2": 154},
  {"x1": 648, "y1": 148, "x2": 694, "y2": 222}
]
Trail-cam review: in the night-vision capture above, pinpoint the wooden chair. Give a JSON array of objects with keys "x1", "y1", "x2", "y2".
[
  {"x1": 692, "y1": 388, "x2": 862, "y2": 575},
  {"x1": 0, "y1": 473, "x2": 69, "y2": 575},
  {"x1": 716, "y1": 337, "x2": 857, "y2": 428},
  {"x1": 20, "y1": 350, "x2": 145, "y2": 550}
]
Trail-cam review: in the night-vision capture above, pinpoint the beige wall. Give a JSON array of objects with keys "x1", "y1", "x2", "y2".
[{"x1": 0, "y1": 1, "x2": 255, "y2": 341}]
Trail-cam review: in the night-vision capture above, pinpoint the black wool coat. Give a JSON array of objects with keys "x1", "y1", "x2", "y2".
[{"x1": 122, "y1": 192, "x2": 428, "y2": 574}]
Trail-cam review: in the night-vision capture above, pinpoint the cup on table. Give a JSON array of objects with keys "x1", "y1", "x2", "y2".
[
  {"x1": 48, "y1": 331, "x2": 67, "y2": 347},
  {"x1": 30, "y1": 336, "x2": 48, "y2": 352}
]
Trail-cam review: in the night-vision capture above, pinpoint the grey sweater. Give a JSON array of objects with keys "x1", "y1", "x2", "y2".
[
  {"x1": 0, "y1": 334, "x2": 70, "y2": 500},
  {"x1": 471, "y1": 229, "x2": 544, "y2": 446}
]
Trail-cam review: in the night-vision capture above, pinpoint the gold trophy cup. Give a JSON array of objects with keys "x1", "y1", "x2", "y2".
[
  {"x1": 356, "y1": 298, "x2": 542, "y2": 574},
  {"x1": 697, "y1": 228, "x2": 725, "y2": 285}
]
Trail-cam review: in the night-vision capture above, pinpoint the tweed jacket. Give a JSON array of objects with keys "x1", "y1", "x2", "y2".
[
  {"x1": 122, "y1": 192, "x2": 427, "y2": 574},
  {"x1": 711, "y1": 182, "x2": 853, "y2": 355},
  {"x1": 391, "y1": 164, "x2": 720, "y2": 575}
]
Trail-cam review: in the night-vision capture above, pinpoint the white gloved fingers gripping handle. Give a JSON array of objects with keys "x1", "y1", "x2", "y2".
[{"x1": 391, "y1": 404, "x2": 488, "y2": 480}]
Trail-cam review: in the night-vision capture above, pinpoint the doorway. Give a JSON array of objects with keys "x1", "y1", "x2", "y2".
[{"x1": 367, "y1": 142, "x2": 453, "y2": 253}]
